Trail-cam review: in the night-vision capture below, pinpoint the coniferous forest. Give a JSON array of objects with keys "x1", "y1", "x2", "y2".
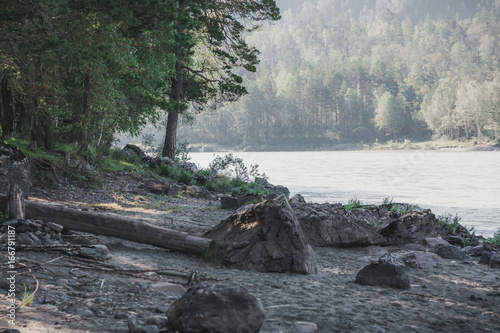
[{"x1": 179, "y1": 0, "x2": 500, "y2": 150}]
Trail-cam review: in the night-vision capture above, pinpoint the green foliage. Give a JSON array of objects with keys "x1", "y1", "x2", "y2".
[
  {"x1": 390, "y1": 203, "x2": 420, "y2": 215},
  {"x1": 345, "y1": 198, "x2": 364, "y2": 210},
  {"x1": 22, "y1": 285, "x2": 36, "y2": 306},
  {"x1": 488, "y1": 229, "x2": 500, "y2": 245},
  {"x1": 438, "y1": 213, "x2": 462, "y2": 234},
  {"x1": 0, "y1": 211, "x2": 8, "y2": 223},
  {"x1": 154, "y1": 164, "x2": 194, "y2": 185},
  {"x1": 179, "y1": 3, "x2": 500, "y2": 148},
  {"x1": 209, "y1": 153, "x2": 267, "y2": 182},
  {"x1": 203, "y1": 240, "x2": 228, "y2": 266},
  {"x1": 382, "y1": 197, "x2": 394, "y2": 205}
]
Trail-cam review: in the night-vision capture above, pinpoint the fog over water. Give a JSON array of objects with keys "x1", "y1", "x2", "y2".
[{"x1": 190, "y1": 150, "x2": 500, "y2": 237}]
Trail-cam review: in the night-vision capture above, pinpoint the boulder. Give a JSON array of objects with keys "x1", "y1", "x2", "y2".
[
  {"x1": 166, "y1": 284, "x2": 265, "y2": 333},
  {"x1": 0, "y1": 139, "x2": 31, "y2": 197},
  {"x1": 379, "y1": 211, "x2": 449, "y2": 245},
  {"x1": 355, "y1": 254, "x2": 411, "y2": 290},
  {"x1": 400, "y1": 251, "x2": 441, "y2": 269},
  {"x1": 291, "y1": 202, "x2": 385, "y2": 247},
  {"x1": 490, "y1": 253, "x2": 500, "y2": 269},
  {"x1": 220, "y1": 194, "x2": 264, "y2": 210},
  {"x1": 206, "y1": 195, "x2": 318, "y2": 274},
  {"x1": 289, "y1": 194, "x2": 306, "y2": 204},
  {"x1": 434, "y1": 244, "x2": 467, "y2": 260},
  {"x1": 179, "y1": 161, "x2": 198, "y2": 174},
  {"x1": 123, "y1": 144, "x2": 147, "y2": 159}
]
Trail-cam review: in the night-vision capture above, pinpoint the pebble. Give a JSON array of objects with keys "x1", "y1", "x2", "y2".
[
  {"x1": 150, "y1": 282, "x2": 186, "y2": 294},
  {"x1": 137, "y1": 325, "x2": 159, "y2": 333},
  {"x1": 36, "y1": 304, "x2": 59, "y2": 313},
  {"x1": 77, "y1": 309, "x2": 94, "y2": 318},
  {"x1": 294, "y1": 321, "x2": 318, "y2": 333},
  {"x1": 145, "y1": 315, "x2": 168, "y2": 328},
  {"x1": 114, "y1": 313, "x2": 129, "y2": 319}
]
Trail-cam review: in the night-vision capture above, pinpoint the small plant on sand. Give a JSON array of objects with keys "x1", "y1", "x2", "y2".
[
  {"x1": 22, "y1": 285, "x2": 36, "y2": 306},
  {"x1": 488, "y1": 229, "x2": 500, "y2": 245},
  {"x1": 438, "y1": 213, "x2": 462, "y2": 233}
]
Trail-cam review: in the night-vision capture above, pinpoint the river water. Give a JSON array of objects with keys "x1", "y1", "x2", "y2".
[{"x1": 189, "y1": 150, "x2": 500, "y2": 237}]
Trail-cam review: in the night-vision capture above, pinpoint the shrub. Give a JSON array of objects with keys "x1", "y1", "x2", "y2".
[
  {"x1": 438, "y1": 213, "x2": 462, "y2": 233},
  {"x1": 345, "y1": 198, "x2": 363, "y2": 210},
  {"x1": 488, "y1": 229, "x2": 500, "y2": 245}
]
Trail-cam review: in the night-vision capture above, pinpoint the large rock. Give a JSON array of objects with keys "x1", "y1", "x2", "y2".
[
  {"x1": 205, "y1": 195, "x2": 318, "y2": 274},
  {"x1": 379, "y1": 210, "x2": 450, "y2": 245},
  {"x1": 0, "y1": 139, "x2": 31, "y2": 197},
  {"x1": 166, "y1": 284, "x2": 265, "y2": 333},
  {"x1": 291, "y1": 202, "x2": 385, "y2": 247},
  {"x1": 355, "y1": 254, "x2": 411, "y2": 290}
]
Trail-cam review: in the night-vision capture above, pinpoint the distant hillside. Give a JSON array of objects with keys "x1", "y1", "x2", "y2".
[{"x1": 276, "y1": 0, "x2": 500, "y2": 22}]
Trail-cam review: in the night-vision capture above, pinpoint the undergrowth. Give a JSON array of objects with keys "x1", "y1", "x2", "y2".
[{"x1": 488, "y1": 229, "x2": 500, "y2": 245}]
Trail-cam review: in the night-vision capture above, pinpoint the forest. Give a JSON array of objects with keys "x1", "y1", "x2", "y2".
[
  {"x1": 179, "y1": 0, "x2": 500, "y2": 150},
  {"x1": 0, "y1": 0, "x2": 280, "y2": 158}
]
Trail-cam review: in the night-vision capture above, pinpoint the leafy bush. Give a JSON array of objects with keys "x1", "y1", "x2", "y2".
[
  {"x1": 488, "y1": 229, "x2": 500, "y2": 245},
  {"x1": 209, "y1": 153, "x2": 267, "y2": 182},
  {"x1": 345, "y1": 198, "x2": 363, "y2": 210},
  {"x1": 438, "y1": 213, "x2": 462, "y2": 233}
]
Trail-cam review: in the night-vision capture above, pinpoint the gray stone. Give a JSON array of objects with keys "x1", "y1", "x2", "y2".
[
  {"x1": 291, "y1": 202, "x2": 385, "y2": 247},
  {"x1": 16, "y1": 233, "x2": 35, "y2": 245},
  {"x1": 114, "y1": 313, "x2": 128, "y2": 319},
  {"x1": 206, "y1": 195, "x2": 318, "y2": 274},
  {"x1": 79, "y1": 245, "x2": 109, "y2": 260},
  {"x1": 145, "y1": 316, "x2": 168, "y2": 329},
  {"x1": 46, "y1": 222, "x2": 64, "y2": 233},
  {"x1": 355, "y1": 254, "x2": 411, "y2": 290},
  {"x1": 150, "y1": 282, "x2": 186, "y2": 294},
  {"x1": 0, "y1": 139, "x2": 31, "y2": 197},
  {"x1": 167, "y1": 284, "x2": 265, "y2": 333},
  {"x1": 294, "y1": 321, "x2": 318, "y2": 333},
  {"x1": 289, "y1": 194, "x2": 306, "y2": 204},
  {"x1": 401, "y1": 251, "x2": 441, "y2": 269},
  {"x1": 128, "y1": 315, "x2": 138, "y2": 333},
  {"x1": 435, "y1": 245, "x2": 467, "y2": 260},
  {"x1": 77, "y1": 309, "x2": 94, "y2": 318},
  {"x1": 137, "y1": 326, "x2": 159, "y2": 333},
  {"x1": 179, "y1": 161, "x2": 198, "y2": 174},
  {"x1": 160, "y1": 156, "x2": 175, "y2": 165},
  {"x1": 490, "y1": 253, "x2": 500, "y2": 269}
]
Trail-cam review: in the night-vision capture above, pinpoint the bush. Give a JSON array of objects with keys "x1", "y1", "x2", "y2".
[
  {"x1": 438, "y1": 213, "x2": 462, "y2": 233},
  {"x1": 488, "y1": 229, "x2": 500, "y2": 245}
]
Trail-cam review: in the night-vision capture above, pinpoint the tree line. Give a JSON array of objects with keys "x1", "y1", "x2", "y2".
[
  {"x1": 180, "y1": 0, "x2": 500, "y2": 149},
  {"x1": 0, "y1": 0, "x2": 280, "y2": 158}
]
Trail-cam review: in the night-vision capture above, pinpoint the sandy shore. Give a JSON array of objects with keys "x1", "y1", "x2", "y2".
[{"x1": 2, "y1": 172, "x2": 499, "y2": 332}]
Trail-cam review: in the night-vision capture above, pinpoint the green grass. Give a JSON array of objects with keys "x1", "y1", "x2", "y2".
[
  {"x1": 390, "y1": 203, "x2": 420, "y2": 214},
  {"x1": 22, "y1": 285, "x2": 36, "y2": 306},
  {"x1": 345, "y1": 198, "x2": 364, "y2": 210},
  {"x1": 488, "y1": 229, "x2": 500, "y2": 245},
  {"x1": 438, "y1": 213, "x2": 462, "y2": 233}
]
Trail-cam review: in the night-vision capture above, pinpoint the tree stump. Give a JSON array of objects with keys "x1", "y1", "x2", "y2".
[{"x1": 6, "y1": 184, "x2": 25, "y2": 219}]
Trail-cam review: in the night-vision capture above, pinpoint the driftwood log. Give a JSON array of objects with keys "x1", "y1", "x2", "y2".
[{"x1": 0, "y1": 195, "x2": 213, "y2": 255}]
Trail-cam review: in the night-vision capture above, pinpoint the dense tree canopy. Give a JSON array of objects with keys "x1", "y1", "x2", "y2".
[
  {"x1": 179, "y1": 0, "x2": 500, "y2": 149},
  {"x1": 0, "y1": 0, "x2": 279, "y2": 158}
]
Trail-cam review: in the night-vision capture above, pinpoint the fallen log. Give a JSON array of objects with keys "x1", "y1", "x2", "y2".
[{"x1": 0, "y1": 195, "x2": 213, "y2": 255}]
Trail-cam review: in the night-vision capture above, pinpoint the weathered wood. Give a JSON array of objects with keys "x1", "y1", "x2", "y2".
[
  {"x1": 7, "y1": 184, "x2": 25, "y2": 219},
  {"x1": 0, "y1": 195, "x2": 213, "y2": 255}
]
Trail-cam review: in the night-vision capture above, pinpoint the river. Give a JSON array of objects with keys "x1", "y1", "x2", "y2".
[{"x1": 189, "y1": 150, "x2": 500, "y2": 237}]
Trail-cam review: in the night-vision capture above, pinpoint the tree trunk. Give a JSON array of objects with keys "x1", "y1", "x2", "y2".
[
  {"x1": 0, "y1": 195, "x2": 213, "y2": 255},
  {"x1": 78, "y1": 70, "x2": 91, "y2": 158},
  {"x1": 6, "y1": 184, "x2": 25, "y2": 220},
  {"x1": 162, "y1": 61, "x2": 183, "y2": 159},
  {"x1": 1, "y1": 78, "x2": 15, "y2": 139}
]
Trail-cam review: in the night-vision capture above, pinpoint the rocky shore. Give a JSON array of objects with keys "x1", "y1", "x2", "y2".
[{"x1": 0, "y1": 140, "x2": 499, "y2": 332}]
